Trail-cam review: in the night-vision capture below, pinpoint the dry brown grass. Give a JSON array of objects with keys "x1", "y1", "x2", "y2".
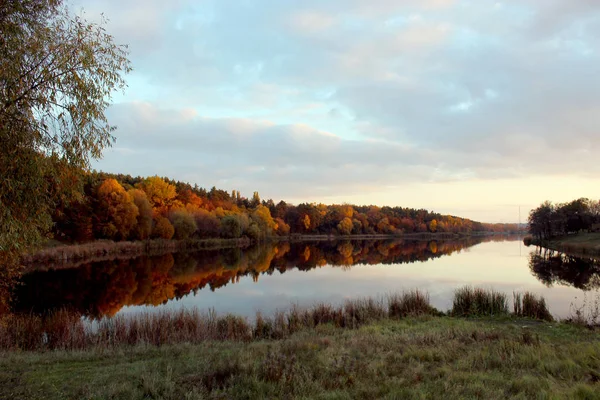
[
  {"x1": 0, "y1": 290, "x2": 438, "y2": 351},
  {"x1": 513, "y1": 292, "x2": 553, "y2": 321},
  {"x1": 0, "y1": 288, "x2": 562, "y2": 351}
]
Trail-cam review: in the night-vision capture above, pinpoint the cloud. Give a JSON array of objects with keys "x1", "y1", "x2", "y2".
[
  {"x1": 100, "y1": 99, "x2": 600, "y2": 206},
  {"x1": 74, "y1": 0, "x2": 600, "y2": 217}
]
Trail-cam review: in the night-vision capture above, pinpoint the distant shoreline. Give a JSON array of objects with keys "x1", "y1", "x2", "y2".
[{"x1": 525, "y1": 232, "x2": 600, "y2": 258}]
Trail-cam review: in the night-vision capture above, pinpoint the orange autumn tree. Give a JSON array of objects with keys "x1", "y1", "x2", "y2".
[
  {"x1": 94, "y1": 179, "x2": 139, "y2": 240},
  {"x1": 152, "y1": 216, "x2": 175, "y2": 239}
]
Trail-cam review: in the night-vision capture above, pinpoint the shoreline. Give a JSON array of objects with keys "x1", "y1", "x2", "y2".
[
  {"x1": 21, "y1": 238, "x2": 252, "y2": 272},
  {"x1": 526, "y1": 232, "x2": 600, "y2": 258},
  {"x1": 22, "y1": 232, "x2": 521, "y2": 271}
]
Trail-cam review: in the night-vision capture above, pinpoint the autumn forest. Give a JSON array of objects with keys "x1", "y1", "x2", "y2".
[{"x1": 51, "y1": 171, "x2": 523, "y2": 245}]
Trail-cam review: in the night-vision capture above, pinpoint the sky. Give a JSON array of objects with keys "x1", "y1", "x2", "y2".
[{"x1": 74, "y1": 0, "x2": 600, "y2": 223}]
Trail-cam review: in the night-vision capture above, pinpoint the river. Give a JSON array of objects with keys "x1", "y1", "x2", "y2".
[{"x1": 12, "y1": 237, "x2": 600, "y2": 320}]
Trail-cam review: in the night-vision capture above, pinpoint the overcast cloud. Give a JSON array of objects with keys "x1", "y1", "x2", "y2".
[{"x1": 74, "y1": 0, "x2": 600, "y2": 222}]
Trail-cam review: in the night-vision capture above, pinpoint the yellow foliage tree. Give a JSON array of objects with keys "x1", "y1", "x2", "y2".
[
  {"x1": 337, "y1": 217, "x2": 353, "y2": 235},
  {"x1": 302, "y1": 214, "x2": 311, "y2": 231},
  {"x1": 251, "y1": 205, "x2": 277, "y2": 236},
  {"x1": 429, "y1": 219, "x2": 438, "y2": 233},
  {"x1": 128, "y1": 189, "x2": 153, "y2": 240},
  {"x1": 136, "y1": 176, "x2": 177, "y2": 213},
  {"x1": 95, "y1": 179, "x2": 139, "y2": 240}
]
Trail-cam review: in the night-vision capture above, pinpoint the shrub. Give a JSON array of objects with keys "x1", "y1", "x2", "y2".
[
  {"x1": 220, "y1": 215, "x2": 242, "y2": 239},
  {"x1": 452, "y1": 287, "x2": 508, "y2": 317},
  {"x1": 514, "y1": 292, "x2": 553, "y2": 321},
  {"x1": 388, "y1": 290, "x2": 436, "y2": 318},
  {"x1": 168, "y1": 210, "x2": 197, "y2": 240},
  {"x1": 151, "y1": 216, "x2": 175, "y2": 239}
]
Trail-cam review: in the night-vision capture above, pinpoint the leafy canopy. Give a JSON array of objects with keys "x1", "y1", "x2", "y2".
[
  {"x1": 0, "y1": 0, "x2": 131, "y2": 253},
  {"x1": 0, "y1": 0, "x2": 131, "y2": 307}
]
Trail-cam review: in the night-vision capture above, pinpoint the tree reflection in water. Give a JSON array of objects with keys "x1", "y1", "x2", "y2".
[
  {"x1": 529, "y1": 247, "x2": 600, "y2": 291},
  {"x1": 13, "y1": 237, "x2": 516, "y2": 318}
]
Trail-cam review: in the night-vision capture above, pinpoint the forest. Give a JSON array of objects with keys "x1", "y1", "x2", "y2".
[
  {"x1": 51, "y1": 171, "x2": 522, "y2": 245},
  {"x1": 528, "y1": 198, "x2": 600, "y2": 240}
]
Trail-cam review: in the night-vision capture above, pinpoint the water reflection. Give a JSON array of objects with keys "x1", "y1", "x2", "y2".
[
  {"x1": 14, "y1": 237, "x2": 508, "y2": 318},
  {"x1": 529, "y1": 248, "x2": 600, "y2": 291}
]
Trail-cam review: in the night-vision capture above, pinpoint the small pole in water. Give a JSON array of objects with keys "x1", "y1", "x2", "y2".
[{"x1": 519, "y1": 205, "x2": 522, "y2": 256}]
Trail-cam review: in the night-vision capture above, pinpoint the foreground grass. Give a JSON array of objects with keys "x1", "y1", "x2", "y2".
[{"x1": 1, "y1": 316, "x2": 599, "y2": 399}]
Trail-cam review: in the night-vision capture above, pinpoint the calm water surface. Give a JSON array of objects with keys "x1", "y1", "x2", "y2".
[{"x1": 13, "y1": 237, "x2": 600, "y2": 319}]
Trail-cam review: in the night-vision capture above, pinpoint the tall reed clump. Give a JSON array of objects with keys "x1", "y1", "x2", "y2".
[
  {"x1": 451, "y1": 286, "x2": 509, "y2": 317},
  {"x1": 514, "y1": 292, "x2": 554, "y2": 321},
  {"x1": 388, "y1": 290, "x2": 438, "y2": 318},
  {"x1": 0, "y1": 310, "x2": 88, "y2": 351},
  {"x1": 0, "y1": 290, "x2": 440, "y2": 351}
]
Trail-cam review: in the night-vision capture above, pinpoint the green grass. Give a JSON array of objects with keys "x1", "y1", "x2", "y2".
[{"x1": 1, "y1": 317, "x2": 599, "y2": 399}]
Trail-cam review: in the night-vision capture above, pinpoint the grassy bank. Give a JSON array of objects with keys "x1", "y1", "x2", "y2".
[
  {"x1": 1, "y1": 316, "x2": 599, "y2": 399},
  {"x1": 1, "y1": 289, "x2": 598, "y2": 398},
  {"x1": 1, "y1": 288, "x2": 565, "y2": 352},
  {"x1": 527, "y1": 232, "x2": 600, "y2": 258}
]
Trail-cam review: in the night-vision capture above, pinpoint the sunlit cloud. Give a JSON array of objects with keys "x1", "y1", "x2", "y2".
[{"x1": 78, "y1": 0, "x2": 600, "y2": 222}]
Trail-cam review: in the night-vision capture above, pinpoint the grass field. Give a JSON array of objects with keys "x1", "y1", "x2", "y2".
[{"x1": 1, "y1": 316, "x2": 599, "y2": 399}]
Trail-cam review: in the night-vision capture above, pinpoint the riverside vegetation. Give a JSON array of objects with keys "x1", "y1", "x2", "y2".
[
  {"x1": 1, "y1": 288, "x2": 599, "y2": 399},
  {"x1": 526, "y1": 198, "x2": 600, "y2": 257}
]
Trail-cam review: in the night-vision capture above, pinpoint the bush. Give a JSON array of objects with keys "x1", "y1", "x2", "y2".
[
  {"x1": 168, "y1": 210, "x2": 197, "y2": 240},
  {"x1": 192, "y1": 209, "x2": 220, "y2": 238},
  {"x1": 514, "y1": 292, "x2": 553, "y2": 321},
  {"x1": 245, "y1": 222, "x2": 262, "y2": 241},
  {"x1": 220, "y1": 215, "x2": 242, "y2": 238},
  {"x1": 151, "y1": 216, "x2": 175, "y2": 240},
  {"x1": 452, "y1": 287, "x2": 508, "y2": 317},
  {"x1": 388, "y1": 290, "x2": 436, "y2": 318}
]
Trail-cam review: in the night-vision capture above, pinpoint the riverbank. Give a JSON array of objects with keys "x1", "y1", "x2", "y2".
[
  {"x1": 526, "y1": 232, "x2": 600, "y2": 258},
  {"x1": 1, "y1": 316, "x2": 598, "y2": 399},
  {"x1": 23, "y1": 231, "x2": 520, "y2": 271},
  {"x1": 1, "y1": 288, "x2": 597, "y2": 398},
  {"x1": 20, "y1": 238, "x2": 253, "y2": 272}
]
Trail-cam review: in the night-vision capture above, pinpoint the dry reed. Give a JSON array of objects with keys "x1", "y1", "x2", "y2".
[
  {"x1": 0, "y1": 290, "x2": 438, "y2": 351},
  {"x1": 451, "y1": 286, "x2": 509, "y2": 317}
]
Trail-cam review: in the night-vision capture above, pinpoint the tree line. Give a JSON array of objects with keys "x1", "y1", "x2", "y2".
[
  {"x1": 528, "y1": 198, "x2": 600, "y2": 240},
  {"x1": 50, "y1": 171, "x2": 522, "y2": 244}
]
